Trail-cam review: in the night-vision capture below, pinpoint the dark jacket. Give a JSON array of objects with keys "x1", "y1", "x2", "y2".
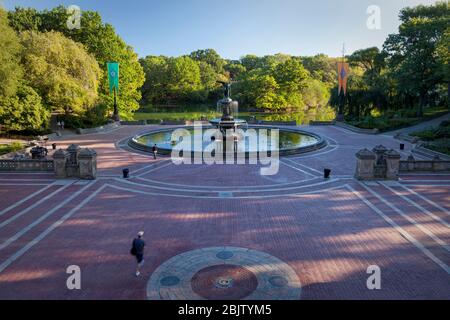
[{"x1": 132, "y1": 238, "x2": 145, "y2": 255}]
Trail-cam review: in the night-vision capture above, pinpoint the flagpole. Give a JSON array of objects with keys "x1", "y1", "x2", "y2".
[
  {"x1": 337, "y1": 43, "x2": 346, "y2": 122},
  {"x1": 113, "y1": 87, "x2": 120, "y2": 122}
]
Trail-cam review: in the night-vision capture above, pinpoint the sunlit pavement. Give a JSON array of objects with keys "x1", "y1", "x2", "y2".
[{"x1": 0, "y1": 125, "x2": 448, "y2": 300}]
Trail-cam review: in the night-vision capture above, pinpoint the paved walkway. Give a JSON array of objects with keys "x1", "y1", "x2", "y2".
[
  {"x1": 386, "y1": 112, "x2": 450, "y2": 136},
  {"x1": 0, "y1": 124, "x2": 448, "y2": 300}
]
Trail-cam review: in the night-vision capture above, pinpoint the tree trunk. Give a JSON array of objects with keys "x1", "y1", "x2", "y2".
[
  {"x1": 448, "y1": 82, "x2": 450, "y2": 109},
  {"x1": 418, "y1": 91, "x2": 426, "y2": 118}
]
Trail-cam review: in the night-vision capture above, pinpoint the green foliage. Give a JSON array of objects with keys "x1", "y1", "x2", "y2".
[
  {"x1": 140, "y1": 56, "x2": 170, "y2": 104},
  {"x1": 353, "y1": 117, "x2": 417, "y2": 132},
  {"x1": 20, "y1": 31, "x2": 101, "y2": 116},
  {"x1": 0, "y1": 82, "x2": 49, "y2": 132},
  {"x1": 383, "y1": 1, "x2": 450, "y2": 115},
  {"x1": 0, "y1": 142, "x2": 24, "y2": 156},
  {"x1": 0, "y1": 8, "x2": 23, "y2": 99},
  {"x1": 8, "y1": 6, "x2": 145, "y2": 120},
  {"x1": 167, "y1": 56, "x2": 202, "y2": 99},
  {"x1": 412, "y1": 126, "x2": 450, "y2": 141},
  {"x1": 140, "y1": 56, "x2": 208, "y2": 105},
  {"x1": 2, "y1": 2, "x2": 448, "y2": 132},
  {"x1": 440, "y1": 120, "x2": 450, "y2": 127},
  {"x1": 411, "y1": 129, "x2": 438, "y2": 141},
  {"x1": 301, "y1": 54, "x2": 338, "y2": 86},
  {"x1": 224, "y1": 61, "x2": 246, "y2": 79},
  {"x1": 7, "y1": 7, "x2": 41, "y2": 32},
  {"x1": 189, "y1": 49, "x2": 225, "y2": 74},
  {"x1": 234, "y1": 57, "x2": 314, "y2": 112},
  {"x1": 424, "y1": 139, "x2": 450, "y2": 155}
]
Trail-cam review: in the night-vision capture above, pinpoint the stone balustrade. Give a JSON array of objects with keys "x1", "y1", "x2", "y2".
[
  {"x1": 0, "y1": 159, "x2": 54, "y2": 172},
  {"x1": 399, "y1": 155, "x2": 450, "y2": 172},
  {"x1": 356, "y1": 146, "x2": 450, "y2": 179}
]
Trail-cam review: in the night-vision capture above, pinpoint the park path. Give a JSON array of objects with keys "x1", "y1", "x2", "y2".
[{"x1": 386, "y1": 112, "x2": 450, "y2": 136}]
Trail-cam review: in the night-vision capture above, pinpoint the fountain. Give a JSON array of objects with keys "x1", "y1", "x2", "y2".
[
  {"x1": 128, "y1": 82, "x2": 327, "y2": 157},
  {"x1": 209, "y1": 81, "x2": 247, "y2": 132}
]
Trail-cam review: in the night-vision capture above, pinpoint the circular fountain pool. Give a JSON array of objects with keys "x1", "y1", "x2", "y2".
[{"x1": 128, "y1": 126, "x2": 326, "y2": 156}]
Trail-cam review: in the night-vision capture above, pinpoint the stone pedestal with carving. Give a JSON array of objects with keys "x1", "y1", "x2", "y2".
[
  {"x1": 355, "y1": 149, "x2": 377, "y2": 180},
  {"x1": 66, "y1": 144, "x2": 81, "y2": 178},
  {"x1": 78, "y1": 148, "x2": 97, "y2": 180},
  {"x1": 52, "y1": 144, "x2": 97, "y2": 180},
  {"x1": 53, "y1": 149, "x2": 69, "y2": 179},
  {"x1": 385, "y1": 150, "x2": 401, "y2": 180}
]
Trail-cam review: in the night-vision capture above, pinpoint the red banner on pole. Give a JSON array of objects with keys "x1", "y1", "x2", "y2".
[{"x1": 338, "y1": 62, "x2": 349, "y2": 96}]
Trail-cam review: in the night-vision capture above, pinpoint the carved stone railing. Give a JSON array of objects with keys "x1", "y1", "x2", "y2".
[
  {"x1": 0, "y1": 159, "x2": 54, "y2": 172},
  {"x1": 399, "y1": 155, "x2": 450, "y2": 172},
  {"x1": 356, "y1": 146, "x2": 450, "y2": 179}
]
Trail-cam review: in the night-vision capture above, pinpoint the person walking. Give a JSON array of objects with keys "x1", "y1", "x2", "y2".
[
  {"x1": 152, "y1": 144, "x2": 158, "y2": 160},
  {"x1": 130, "y1": 231, "x2": 146, "y2": 277},
  {"x1": 61, "y1": 120, "x2": 65, "y2": 130},
  {"x1": 57, "y1": 121, "x2": 61, "y2": 131}
]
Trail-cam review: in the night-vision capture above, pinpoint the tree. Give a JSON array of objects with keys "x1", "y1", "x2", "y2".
[
  {"x1": 253, "y1": 75, "x2": 286, "y2": 111},
  {"x1": 189, "y1": 49, "x2": 225, "y2": 74},
  {"x1": 302, "y1": 79, "x2": 331, "y2": 110},
  {"x1": 224, "y1": 60, "x2": 246, "y2": 79},
  {"x1": 301, "y1": 54, "x2": 338, "y2": 86},
  {"x1": 383, "y1": 1, "x2": 450, "y2": 116},
  {"x1": 240, "y1": 54, "x2": 263, "y2": 71},
  {"x1": 166, "y1": 57, "x2": 202, "y2": 101},
  {"x1": 0, "y1": 82, "x2": 49, "y2": 132},
  {"x1": 140, "y1": 56, "x2": 169, "y2": 104},
  {"x1": 0, "y1": 8, "x2": 23, "y2": 99},
  {"x1": 348, "y1": 47, "x2": 384, "y2": 84},
  {"x1": 274, "y1": 59, "x2": 309, "y2": 95},
  {"x1": 7, "y1": 7, "x2": 42, "y2": 32},
  {"x1": 8, "y1": 6, "x2": 145, "y2": 120},
  {"x1": 20, "y1": 31, "x2": 101, "y2": 116},
  {"x1": 436, "y1": 26, "x2": 450, "y2": 107},
  {"x1": 198, "y1": 61, "x2": 218, "y2": 90}
]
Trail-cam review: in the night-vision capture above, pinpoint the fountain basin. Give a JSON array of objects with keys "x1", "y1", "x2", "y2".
[{"x1": 128, "y1": 125, "x2": 327, "y2": 157}]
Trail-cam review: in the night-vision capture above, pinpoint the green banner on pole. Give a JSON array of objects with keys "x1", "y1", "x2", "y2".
[{"x1": 107, "y1": 62, "x2": 119, "y2": 94}]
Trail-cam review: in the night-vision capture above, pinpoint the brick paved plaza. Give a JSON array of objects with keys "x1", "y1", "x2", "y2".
[{"x1": 0, "y1": 125, "x2": 448, "y2": 300}]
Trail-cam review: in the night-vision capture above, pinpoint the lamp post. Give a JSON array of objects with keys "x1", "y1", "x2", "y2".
[{"x1": 113, "y1": 87, "x2": 120, "y2": 122}]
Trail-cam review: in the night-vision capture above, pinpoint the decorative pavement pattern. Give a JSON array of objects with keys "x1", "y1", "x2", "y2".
[
  {"x1": 147, "y1": 247, "x2": 301, "y2": 300},
  {"x1": 0, "y1": 124, "x2": 448, "y2": 300}
]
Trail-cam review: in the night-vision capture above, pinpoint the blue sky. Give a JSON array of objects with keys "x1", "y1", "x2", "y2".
[{"x1": 2, "y1": 0, "x2": 438, "y2": 59}]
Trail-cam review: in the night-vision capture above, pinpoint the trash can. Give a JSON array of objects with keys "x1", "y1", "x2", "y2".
[
  {"x1": 52, "y1": 143, "x2": 57, "y2": 150},
  {"x1": 123, "y1": 169, "x2": 130, "y2": 179},
  {"x1": 400, "y1": 144, "x2": 405, "y2": 151},
  {"x1": 324, "y1": 169, "x2": 331, "y2": 179}
]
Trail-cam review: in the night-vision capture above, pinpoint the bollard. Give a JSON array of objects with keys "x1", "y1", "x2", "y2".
[
  {"x1": 400, "y1": 144, "x2": 405, "y2": 151},
  {"x1": 123, "y1": 168, "x2": 130, "y2": 179},
  {"x1": 324, "y1": 169, "x2": 331, "y2": 179}
]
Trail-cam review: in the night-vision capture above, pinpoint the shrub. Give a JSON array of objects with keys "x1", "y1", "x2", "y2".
[
  {"x1": 440, "y1": 121, "x2": 450, "y2": 128},
  {"x1": 411, "y1": 130, "x2": 437, "y2": 141},
  {"x1": 425, "y1": 139, "x2": 450, "y2": 156},
  {"x1": 0, "y1": 142, "x2": 24, "y2": 155},
  {"x1": 435, "y1": 127, "x2": 450, "y2": 139}
]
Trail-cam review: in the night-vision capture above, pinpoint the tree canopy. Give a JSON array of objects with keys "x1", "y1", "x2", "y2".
[
  {"x1": 0, "y1": 8, "x2": 23, "y2": 99},
  {"x1": 8, "y1": 5, "x2": 145, "y2": 119},
  {"x1": 20, "y1": 31, "x2": 101, "y2": 116},
  {"x1": 0, "y1": 2, "x2": 448, "y2": 133}
]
